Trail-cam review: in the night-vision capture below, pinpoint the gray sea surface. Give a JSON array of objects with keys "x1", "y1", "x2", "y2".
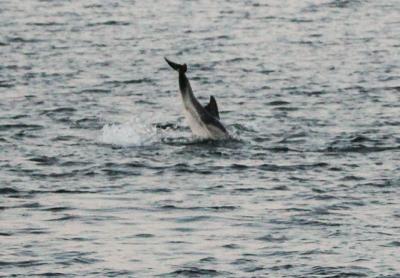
[{"x1": 1, "y1": 0, "x2": 400, "y2": 277}]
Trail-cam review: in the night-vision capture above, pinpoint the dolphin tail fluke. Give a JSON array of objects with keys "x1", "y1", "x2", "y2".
[
  {"x1": 204, "y1": 95, "x2": 220, "y2": 119},
  {"x1": 165, "y1": 57, "x2": 187, "y2": 73}
]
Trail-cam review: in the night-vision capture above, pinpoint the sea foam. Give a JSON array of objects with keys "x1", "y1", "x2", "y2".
[{"x1": 101, "y1": 119, "x2": 157, "y2": 147}]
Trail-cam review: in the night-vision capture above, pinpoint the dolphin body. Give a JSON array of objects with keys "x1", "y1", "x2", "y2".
[{"x1": 165, "y1": 58, "x2": 229, "y2": 140}]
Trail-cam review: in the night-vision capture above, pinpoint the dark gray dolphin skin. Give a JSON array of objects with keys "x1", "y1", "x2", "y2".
[{"x1": 165, "y1": 57, "x2": 229, "y2": 139}]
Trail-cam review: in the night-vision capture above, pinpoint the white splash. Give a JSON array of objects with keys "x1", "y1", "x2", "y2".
[{"x1": 101, "y1": 119, "x2": 157, "y2": 147}]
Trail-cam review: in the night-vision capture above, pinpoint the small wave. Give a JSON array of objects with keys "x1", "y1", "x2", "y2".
[
  {"x1": 27, "y1": 22, "x2": 65, "y2": 26},
  {"x1": 225, "y1": 162, "x2": 329, "y2": 172},
  {"x1": 307, "y1": 265, "x2": 370, "y2": 277},
  {"x1": 269, "y1": 264, "x2": 294, "y2": 271},
  {"x1": 0, "y1": 187, "x2": 19, "y2": 194},
  {"x1": 267, "y1": 100, "x2": 290, "y2": 106},
  {"x1": 17, "y1": 228, "x2": 49, "y2": 235},
  {"x1": 88, "y1": 20, "x2": 130, "y2": 26},
  {"x1": 0, "y1": 124, "x2": 43, "y2": 131},
  {"x1": 7, "y1": 37, "x2": 43, "y2": 43},
  {"x1": 381, "y1": 241, "x2": 400, "y2": 247},
  {"x1": 0, "y1": 232, "x2": 12, "y2": 236},
  {"x1": 71, "y1": 117, "x2": 103, "y2": 130},
  {"x1": 36, "y1": 273, "x2": 65, "y2": 277},
  {"x1": 47, "y1": 215, "x2": 79, "y2": 221},
  {"x1": 257, "y1": 234, "x2": 288, "y2": 242},
  {"x1": 0, "y1": 260, "x2": 45, "y2": 267},
  {"x1": 0, "y1": 188, "x2": 94, "y2": 196},
  {"x1": 223, "y1": 244, "x2": 240, "y2": 249},
  {"x1": 139, "y1": 187, "x2": 171, "y2": 193},
  {"x1": 29, "y1": 155, "x2": 59, "y2": 166},
  {"x1": 176, "y1": 215, "x2": 212, "y2": 223},
  {"x1": 44, "y1": 189, "x2": 96, "y2": 194},
  {"x1": 0, "y1": 81, "x2": 13, "y2": 88},
  {"x1": 41, "y1": 107, "x2": 76, "y2": 115},
  {"x1": 135, "y1": 233, "x2": 154, "y2": 238},
  {"x1": 158, "y1": 205, "x2": 237, "y2": 212},
  {"x1": 326, "y1": 144, "x2": 400, "y2": 153},
  {"x1": 42, "y1": 206, "x2": 71, "y2": 212},
  {"x1": 165, "y1": 267, "x2": 229, "y2": 277},
  {"x1": 78, "y1": 88, "x2": 110, "y2": 94},
  {"x1": 105, "y1": 78, "x2": 154, "y2": 86}
]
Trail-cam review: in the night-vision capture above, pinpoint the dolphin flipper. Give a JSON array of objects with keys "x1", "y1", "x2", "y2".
[{"x1": 204, "y1": 96, "x2": 220, "y2": 120}]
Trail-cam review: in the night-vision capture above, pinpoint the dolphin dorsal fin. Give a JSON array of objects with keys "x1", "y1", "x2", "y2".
[{"x1": 204, "y1": 96, "x2": 220, "y2": 119}]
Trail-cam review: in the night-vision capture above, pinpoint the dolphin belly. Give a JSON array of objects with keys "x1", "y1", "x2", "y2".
[
  {"x1": 183, "y1": 107, "x2": 211, "y2": 138},
  {"x1": 182, "y1": 97, "x2": 227, "y2": 139}
]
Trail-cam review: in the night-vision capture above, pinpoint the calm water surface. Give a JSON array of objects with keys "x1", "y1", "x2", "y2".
[{"x1": 1, "y1": 0, "x2": 400, "y2": 277}]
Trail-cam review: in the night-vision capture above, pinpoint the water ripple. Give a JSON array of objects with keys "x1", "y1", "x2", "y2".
[{"x1": 1, "y1": 0, "x2": 399, "y2": 276}]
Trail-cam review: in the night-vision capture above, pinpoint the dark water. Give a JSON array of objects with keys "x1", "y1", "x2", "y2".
[{"x1": 1, "y1": 0, "x2": 400, "y2": 277}]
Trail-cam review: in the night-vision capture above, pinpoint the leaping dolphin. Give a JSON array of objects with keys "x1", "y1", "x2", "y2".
[{"x1": 165, "y1": 57, "x2": 229, "y2": 140}]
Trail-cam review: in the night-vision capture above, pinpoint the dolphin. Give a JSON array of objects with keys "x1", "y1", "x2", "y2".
[{"x1": 165, "y1": 57, "x2": 229, "y2": 140}]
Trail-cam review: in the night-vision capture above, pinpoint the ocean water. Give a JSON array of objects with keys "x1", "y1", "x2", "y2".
[{"x1": 1, "y1": 0, "x2": 400, "y2": 277}]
